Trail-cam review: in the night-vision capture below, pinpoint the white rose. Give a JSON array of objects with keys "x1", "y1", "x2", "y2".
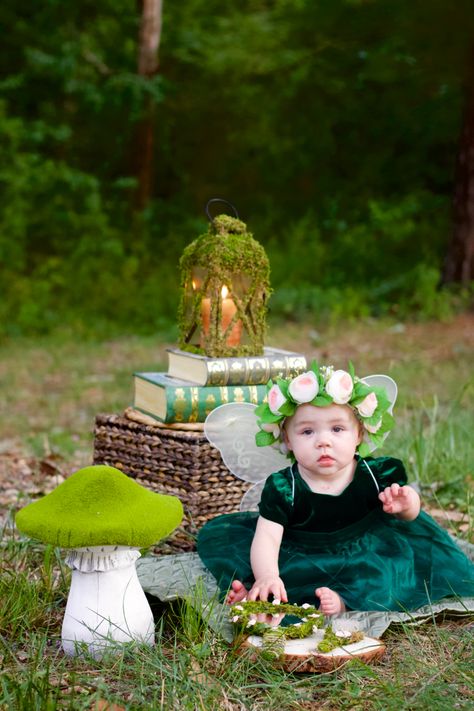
[
  {"x1": 325, "y1": 369, "x2": 354, "y2": 404},
  {"x1": 365, "y1": 419, "x2": 382, "y2": 434},
  {"x1": 267, "y1": 384, "x2": 287, "y2": 415},
  {"x1": 288, "y1": 371, "x2": 319, "y2": 404},
  {"x1": 356, "y1": 391, "x2": 378, "y2": 417},
  {"x1": 260, "y1": 422, "x2": 280, "y2": 438}
]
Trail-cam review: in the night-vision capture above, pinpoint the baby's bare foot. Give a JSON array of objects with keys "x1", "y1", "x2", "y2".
[
  {"x1": 226, "y1": 580, "x2": 249, "y2": 605},
  {"x1": 315, "y1": 587, "x2": 346, "y2": 615}
]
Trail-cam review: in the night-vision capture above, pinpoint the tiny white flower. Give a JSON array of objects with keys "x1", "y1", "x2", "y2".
[
  {"x1": 301, "y1": 617, "x2": 308, "y2": 622},
  {"x1": 272, "y1": 599, "x2": 281, "y2": 605},
  {"x1": 294, "y1": 623, "x2": 302, "y2": 627},
  {"x1": 234, "y1": 605, "x2": 244, "y2": 611},
  {"x1": 309, "y1": 613, "x2": 320, "y2": 618},
  {"x1": 272, "y1": 613, "x2": 281, "y2": 619},
  {"x1": 320, "y1": 365, "x2": 333, "y2": 381},
  {"x1": 301, "y1": 603, "x2": 311, "y2": 609},
  {"x1": 232, "y1": 615, "x2": 240, "y2": 623},
  {"x1": 246, "y1": 619, "x2": 256, "y2": 627},
  {"x1": 335, "y1": 629, "x2": 351, "y2": 638}
]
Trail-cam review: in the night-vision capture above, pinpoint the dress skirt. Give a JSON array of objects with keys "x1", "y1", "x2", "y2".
[{"x1": 197, "y1": 509, "x2": 474, "y2": 611}]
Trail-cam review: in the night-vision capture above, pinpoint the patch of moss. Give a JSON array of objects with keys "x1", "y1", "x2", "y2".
[{"x1": 15, "y1": 465, "x2": 183, "y2": 548}]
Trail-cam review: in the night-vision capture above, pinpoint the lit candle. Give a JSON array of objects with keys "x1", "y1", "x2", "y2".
[{"x1": 201, "y1": 286, "x2": 242, "y2": 347}]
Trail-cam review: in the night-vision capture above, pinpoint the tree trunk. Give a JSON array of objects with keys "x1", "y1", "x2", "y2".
[
  {"x1": 442, "y1": 46, "x2": 474, "y2": 285},
  {"x1": 134, "y1": 0, "x2": 163, "y2": 210}
]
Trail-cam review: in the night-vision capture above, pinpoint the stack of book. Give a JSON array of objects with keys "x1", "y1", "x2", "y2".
[{"x1": 132, "y1": 347, "x2": 308, "y2": 424}]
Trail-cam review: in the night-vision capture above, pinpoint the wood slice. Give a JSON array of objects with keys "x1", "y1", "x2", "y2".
[{"x1": 241, "y1": 631, "x2": 386, "y2": 673}]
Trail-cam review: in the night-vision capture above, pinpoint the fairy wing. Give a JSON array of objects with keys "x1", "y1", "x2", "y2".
[
  {"x1": 361, "y1": 374, "x2": 398, "y2": 451},
  {"x1": 204, "y1": 402, "x2": 288, "y2": 485}
]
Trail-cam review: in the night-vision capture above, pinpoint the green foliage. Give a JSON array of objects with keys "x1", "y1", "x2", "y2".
[{"x1": 1, "y1": 1, "x2": 474, "y2": 335}]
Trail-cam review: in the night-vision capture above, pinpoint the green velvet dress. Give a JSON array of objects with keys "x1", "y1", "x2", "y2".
[{"x1": 197, "y1": 456, "x2": 474, "y2": 611}]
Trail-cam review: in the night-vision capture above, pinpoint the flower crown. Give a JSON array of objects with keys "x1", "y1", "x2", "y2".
[{"x1": 254, "y1": 362, "x2": 395, "y2": 459}]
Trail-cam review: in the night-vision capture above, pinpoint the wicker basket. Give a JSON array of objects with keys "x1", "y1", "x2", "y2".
[{"x1": 93, "y1": 413, "x2": 250, "y2": 552}]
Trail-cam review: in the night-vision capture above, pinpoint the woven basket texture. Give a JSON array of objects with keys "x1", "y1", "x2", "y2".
[{"x1": 93, "y1": 413, "x2": 250, "y2": 553}]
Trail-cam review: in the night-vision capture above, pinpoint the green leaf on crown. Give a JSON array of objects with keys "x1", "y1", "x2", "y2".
[
  {"x1": 278, "y1": 400, "x2": 297, "y2": 417},
  {"x1": 311, "y1": 394, "x2": 333, "y2": 407},
  {"x1": 256, "y1": 430, "x2": 277, "y2": 447},
  {"x1": 358, "y1": 442, "x2": 372, "y2": 458}
]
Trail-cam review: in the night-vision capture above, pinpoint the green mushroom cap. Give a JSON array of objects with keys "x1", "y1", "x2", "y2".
[{"x1": 15, "y1": 465, "x2": 183, "y2": 548}]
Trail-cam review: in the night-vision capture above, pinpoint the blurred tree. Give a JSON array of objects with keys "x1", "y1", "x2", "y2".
[
  {"x1": 134, "y1": 0, "x2": 163, "y2": 209},
  {"x1": 443, "y1": 43, "x2": 474, "y2": 284},
  {"x1": 1, "y1": 0, "x2": 474, "y2": 335}
]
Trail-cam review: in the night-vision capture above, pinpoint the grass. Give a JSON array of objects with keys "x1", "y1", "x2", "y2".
[{"x1": 1, "y1": 315, "x2": 473, "y2": 709}]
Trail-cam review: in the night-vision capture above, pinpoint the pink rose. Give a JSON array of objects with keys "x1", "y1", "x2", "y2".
[
  {"x1": 365, "y1": 419, "x2": 382, "y2": 434},
  {"x1": 261, "y1": 422, "x2": 281, "y2": 438},
  {"x1": 357, "y1": 391, "x2": 378, "y2": 418},
  {"x1": 288, "y1": 371, "x2": 319, "y2": 404},
  {"x1": 325, "y1": 370, "x2": 353, "y2": 404},
  {"x1": 267, "y1": 383, "x2": 287, "y2": 415}
]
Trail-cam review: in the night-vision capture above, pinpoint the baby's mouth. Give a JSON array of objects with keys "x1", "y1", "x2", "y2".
[{"x1": 318, "y1": 455, "x2": 335, "y2": 464}]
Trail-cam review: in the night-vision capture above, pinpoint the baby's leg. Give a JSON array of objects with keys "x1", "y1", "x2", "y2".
[
  {"x1": 226, "y1": 580, "x2": 249, "y2": 605},
  {"x1": 316, "y1": 587, "x2": 346, "y2": 615}
]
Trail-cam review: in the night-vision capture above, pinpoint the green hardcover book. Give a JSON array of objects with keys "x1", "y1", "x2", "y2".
[
  {"x1": 166, "y1": 346, "x2": 307, "y2": 386},
  {"x1": 133, "y1": 372, "x2": 268, "y2": 424}
]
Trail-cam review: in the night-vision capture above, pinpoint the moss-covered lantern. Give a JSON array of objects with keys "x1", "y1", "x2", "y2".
[{"x1": 178, "y1": 200, "x2": 271, "y2": 357}]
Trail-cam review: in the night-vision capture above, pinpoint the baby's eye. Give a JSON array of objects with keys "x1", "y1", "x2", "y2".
[
  {"x1": 301, "y1": 428, "x2": 313, "y2": 436},
  {"x1": 332, "y1": 426, "x2": 344, "y2": 433}
]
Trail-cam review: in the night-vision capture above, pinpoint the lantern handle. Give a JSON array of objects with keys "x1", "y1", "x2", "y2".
[{"x1": 205, "y1": 198, "x2": 239, "y2": 223}]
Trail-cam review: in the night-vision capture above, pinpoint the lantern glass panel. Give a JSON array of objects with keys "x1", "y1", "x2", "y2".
[{"x1": 178, "y1": 214, "x2": 271, "y2": 357}]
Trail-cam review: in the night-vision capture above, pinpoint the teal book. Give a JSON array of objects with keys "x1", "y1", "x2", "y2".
[{"x1": 133, "y1": 372, "x2": 268, "y2": 424}]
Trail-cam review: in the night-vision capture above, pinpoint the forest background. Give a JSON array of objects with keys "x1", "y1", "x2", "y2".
[{"x1": 2, "y1": 0, "x2": 474, "y2": 339}]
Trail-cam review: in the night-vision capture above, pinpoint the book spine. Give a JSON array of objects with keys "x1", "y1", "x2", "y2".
[
  {"x1": 166, "y1": 383, "x2": 267, "y2": 423},
  {"x1": 204, "y1": 354, "x2": 307, "y2": 386}
]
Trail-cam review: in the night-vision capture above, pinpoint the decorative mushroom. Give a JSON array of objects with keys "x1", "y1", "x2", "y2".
[{"x1": 15, "y1": 465, "x2": 183, "y2": 657}]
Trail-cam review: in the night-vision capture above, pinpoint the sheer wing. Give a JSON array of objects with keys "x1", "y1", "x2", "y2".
[
  {"x1": 204, "y1": 403, "x2": 288, "y2": 484},
  {"x1": 239, "y1": 481, "x2": 266, "y2": 512},
  {"x1": 361, "y1": 374, "x2": 398, "y2": 452}
]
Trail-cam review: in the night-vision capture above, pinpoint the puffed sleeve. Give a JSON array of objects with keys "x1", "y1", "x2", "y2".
[
  {"x1": 366, "y1": 456, "x2": 408, "y2": 490},
  {"x1": 258, "y1": 468, "x2": 294, "y2": 527}
]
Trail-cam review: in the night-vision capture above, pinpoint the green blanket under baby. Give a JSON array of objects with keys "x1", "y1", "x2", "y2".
[{"x1": 137, "y1": 539, "x2": 474, "y2": 643}]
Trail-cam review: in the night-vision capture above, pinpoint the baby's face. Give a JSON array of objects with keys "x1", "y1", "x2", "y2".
[{"x1": 284, "y1": 403, "x2": 362, "y2": 481}]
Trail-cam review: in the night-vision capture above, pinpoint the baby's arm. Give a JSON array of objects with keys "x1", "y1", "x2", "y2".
[
  {"x1": 378, "y1": 483, "x2": 421, "y2": 521},
  {"x1": 248, "y1": 516, "x2": 288, "y2": 602}
]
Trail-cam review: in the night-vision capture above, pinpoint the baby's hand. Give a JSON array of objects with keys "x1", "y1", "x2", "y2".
[
  {"x1": 248, "y1": 575, "x2": 288, "y2": 603},
  {"x1": 378, "y1": 483, "x2": 420, "y2": 521}
]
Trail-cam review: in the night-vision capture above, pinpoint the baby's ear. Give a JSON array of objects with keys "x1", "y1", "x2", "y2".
[{"x1": 281, "y1": 423, "x2": 290, "y2": 447}]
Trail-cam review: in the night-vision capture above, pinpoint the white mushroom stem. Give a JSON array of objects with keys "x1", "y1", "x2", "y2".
[{"x1": 61, "y1": 546, "x2": 154, "y2": 657}]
